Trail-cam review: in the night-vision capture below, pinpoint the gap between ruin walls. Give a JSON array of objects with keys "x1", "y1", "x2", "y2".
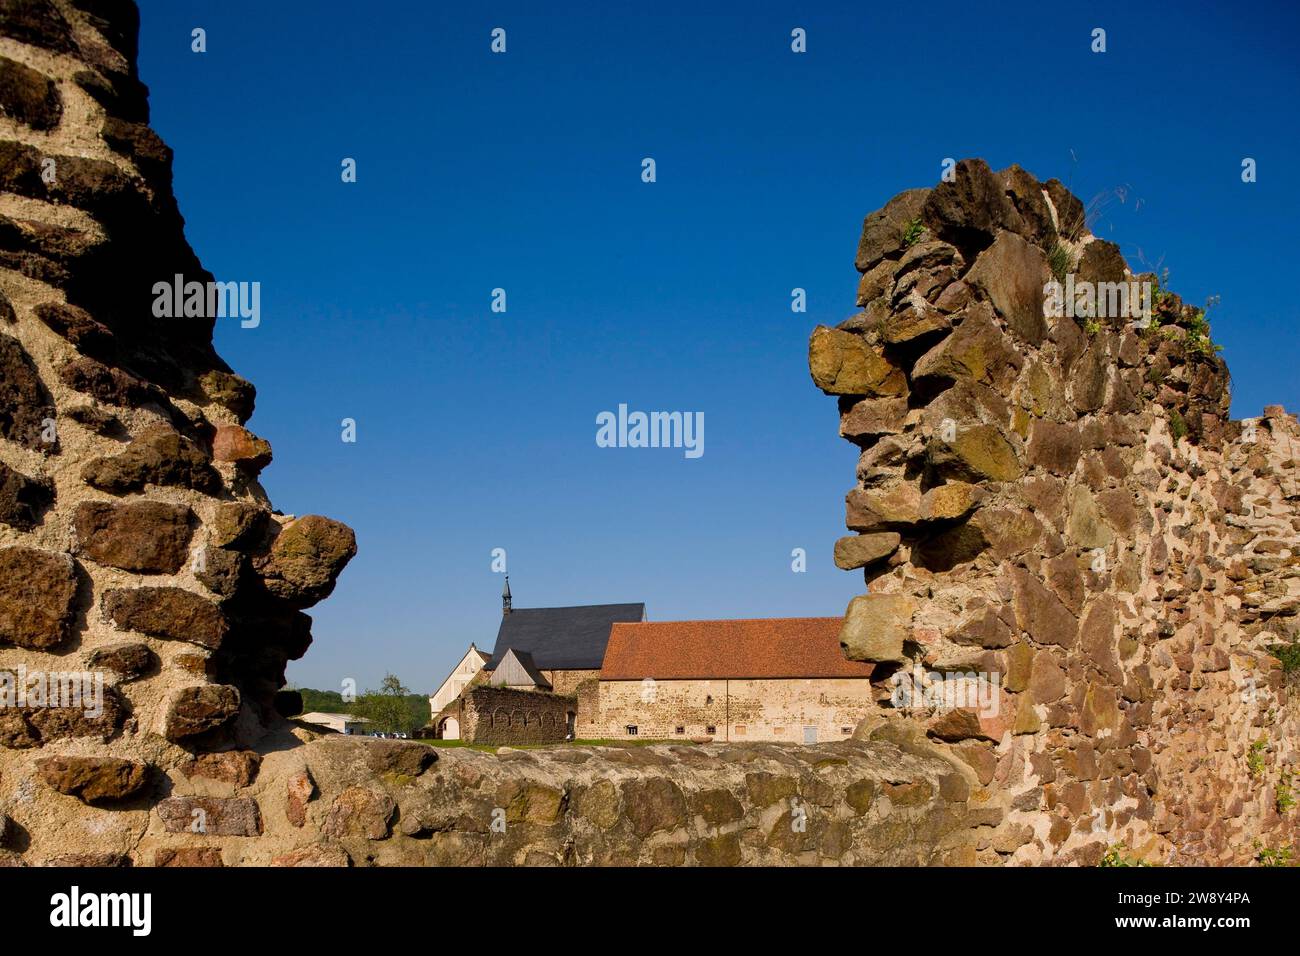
[{"x1": 815, "y1": 157, "x2": 1300, "y2": 865}]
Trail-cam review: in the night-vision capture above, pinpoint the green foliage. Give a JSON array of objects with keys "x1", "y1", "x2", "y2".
[
  {"x1": 1278, "y1": 769, "x2": 1295, "y2": 814},
  {"x1": 350, "y1": 674, "x2": 428, "y2": 734},
  {"x1": 901, "y1": 217, "x2": 927, "y2": 249},
  {"x1": 1268, "y1": 638, "x2": 1300, "y2": 675},
  {"x1": 1048, "y1": 242, "x2": 1071, "y2": 283},
  {"x1": 1184, "y1": 308, "x2": 1221, "y2": 355},
  {"x1": 1248, "y1": 737, "x2": 1269, "y2": 778},
  {"x1": 295, "y1": 678, "x2": 430, "y2": 734},
  {"x1": 1168, "y1": 408, "x2": 1188, "y2": 441},
  {"x1": 1100, "y1": 844, "x2": 1150, "y2": 867},
  {"x1": 1256, "y1": 844, "x2": 1295, "y2": 867},
  {"x1": 295, "y1": 687, "x2": 348, "y2": 714},
  {"x1": 1083, "y1": 317, "x2": 1102, "y2": 336}
]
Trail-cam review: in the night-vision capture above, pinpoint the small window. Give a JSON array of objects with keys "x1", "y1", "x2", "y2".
[
  {"x1": 734, "y1": 725, "x2": 746, "y2": 735},
  {"x1": 705, "y1": 725, "x2": 716, "y2": 735},
  {"x1": 626, "y1": 725, "x2": 638, "y2": 736},
  {"x1": 675, "y1": 726, "x2": 685, "y2": 735},
  {"x1": 841, "y1": 727, "x2": 853, "y2": 735}
]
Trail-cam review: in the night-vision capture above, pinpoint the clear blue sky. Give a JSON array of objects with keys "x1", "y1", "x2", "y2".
[{"x1": 135, "y1": 0, "x2": 1300, "y2": 694}]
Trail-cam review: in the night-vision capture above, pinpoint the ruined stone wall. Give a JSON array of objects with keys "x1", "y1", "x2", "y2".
[
  {"x1": 814, "y1": 158, "x2": 1300, "y2": 865},
  {"x1": 2, "y1": 1, "x2": 1288, "y2": 868},
  {"x1": 0, "y1": 0, "x2": 358, "y2": 865},
  {"x1": 461, "y1": 686, "x2": 571, "y2": 746}
]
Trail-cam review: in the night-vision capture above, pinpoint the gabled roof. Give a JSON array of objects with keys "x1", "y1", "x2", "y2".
[
  {"x1": 600, "y1": 618, "x2": 875, "y2": 680},
  {"x1": 429, "y1": 643, "x2": 490, "y2": 701},
  {"x1": 486, "y1": 603, "x2": 646, "y2": 671},
  {"x1": 491, "y1": 648, "x2": 551, "y2": 689}
]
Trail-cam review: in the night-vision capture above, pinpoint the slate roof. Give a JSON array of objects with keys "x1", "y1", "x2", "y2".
[
  {"x1": 600, "y1": 618, "x2": 875, "y2": 680},
  {"x1": 486, "y1": 603, "x2": 646, "y2": 671}
]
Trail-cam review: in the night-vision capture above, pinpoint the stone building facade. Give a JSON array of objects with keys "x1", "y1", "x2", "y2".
[{"x1": 595, "y1": 618, "x2": 877, "y2": 742}]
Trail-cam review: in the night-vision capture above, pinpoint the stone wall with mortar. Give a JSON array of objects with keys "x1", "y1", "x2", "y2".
[
  {"x1": 595, "y1": 677, "x2": 875, "y2": 743},
  {"x1": 461, "y1": 685, "x2": 571, "y2": 746},
  {"x1": 813, "y1": 158, "x2": 1300, "y2": 865}
]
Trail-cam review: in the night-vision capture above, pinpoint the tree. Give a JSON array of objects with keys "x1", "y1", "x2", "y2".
[{"x1": 352, "y1": 674, "x2": 423, "y2": 733}]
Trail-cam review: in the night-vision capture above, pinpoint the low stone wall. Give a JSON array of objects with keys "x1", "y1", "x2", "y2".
[
  {"x1": 134, "y1": 728, "x2": 986, "y2": 867},
  {"x1": 462, "y1": 686, "x2": 572, "y2": 746}
]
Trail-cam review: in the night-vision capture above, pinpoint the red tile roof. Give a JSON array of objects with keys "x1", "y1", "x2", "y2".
[{"x1": 600, "y1": 618, "x2": 874, "y2": 681}]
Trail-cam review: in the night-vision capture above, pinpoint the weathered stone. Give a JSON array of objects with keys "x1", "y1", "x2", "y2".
[
  {"x1": 845, "y1": 481, "x2": 921, "y2": 531},
  {"x1": 845, "y1": 778, "x2": 877, "y2": 815},
  {"x1": 180, "y1": 751, "x2": 261, "y2": 788},
  {"x1": 254, "y1": 515, "x2": 357, "y2": 608},
  {"x1": 198, "y1": 369, "x2": 256, "y2": 423},
  {"x1": 155, "y1": 847, "x2": 223, "y2": 867},
  {"x1": 0, "y1": 679, "x2": 126, "y2": 748},
  {"x1": 840, "y1": 396, "x2": 908, "y2": 441},
  {"x1": 967, "y1": 230, "x2": 1049, "y2": 344},
  {"x1": 85, "y1": 641, "x2": 156, "y2": 681},
  {"x1": 33, "y1": 302, "x2": 114, "y2": 357},
  {"x1": 1027, "y1": 419, "x2": 1082, "y2": 476},
  {"x1": 970, "y1": 507, "x2": 1043, "y2": 559},
  {"x1": 0, "y1": 333, "x2": 54, "y2": 449},
  {"x1": 620, "y1": 778, "x2": 687, "y2": 838},
  {"x1": 64, "y1": 403, "x2": 122, "y2": 437},
  {"x1": 0, "y1": 0, "x2": 76, "y2": 54},
  {"x1": 694, "y1": 832, "x2": 743, "y2": 866},
  {"x1": 881, "y1": 304, "x2": 952, "y2": 344},
  {"x1": 913, "y1": 305, "x2": 1022, "y2": 389},
  {"x1": 73, "y1": 499, "x2": 194, "y2": 573},
  {"x1": 36, "y1": 755, "x2": 149, "y2": 803},
  {"x1": 271, "y1": 844, "x2": 350, "y2": 867},
  {"x1": 322, "y1": 786, "x2": 396, "y2": 840},
  {"x1": 286, "y1": 768, "x2": 315, "y2": 827},
  {"x1": 194, "y1": 545, "x2": 243, "y2": 598},
  {"x1": 855, "y1": 188, "x2": 930, "y2": 271},
  {"x1": 82, "y1": 423, "x2": 219, "y2": 494},
  {"x1": 1066, "y1": 484, "x2": 1114, "y2": 548},
  {"x1": 745, "y1": 772, "x2": 798, "y2": 808},
  {"x1": 919, "y1": 481, "x2": 984, "y2": 520},
  {"x1": 58, "y1": 355, "x2": 158, "y2": 407},
  {"x1": 998, "y1": 164, "x2": 1056, "y2": 244},
  {"x1": 833, "y1": 532, "x2": 900, "y2": 570},
  {"x1": 103, "y1": 586, "x2": 227, "y2": 649},
  {"x1": 928, "y1": 707, "x2": 1006, "y2": 743},
  {"x1": 0, "y1": 461, "x2": 53, "y2": 529},
  {"x1": 212, "y1": 425, "x2": 272, "y2": 471},
  {"x1": 163, "y1": 684, "x2": 240, "y2": 741},
  {"x1": 156, "y1": 796, "x2": 262, "y2": 836},
  {"x1": 921, "y1": 159, "x2": 1023, "y2": 251},
  {"x1": 0, "y1": 546, "x2": 78, "y2": 649},
  {"x1": 840, "y1": 593, "x2": 916, "y2": 663},
  {"x1": 211, "y1": 501, "x2": 268, "y2": 548},
  {"x1": 1076, "y1": 239, "x2": 1127, "y2": 286},
  {"x1": 809, "y1": 326, "x2": 907, "y2": 397},
  {"x1": 856, "y1": 258, "x2": 898, "y2": 305},
  {"x1": 689, "y1": 787, "x2": 742, "y2": 826},
  {"x1": 1010, "y1": 567, "x2": 1078, "y2": 648},
  {"x1": 928, "y1": 424, "x2": 1022, "y2": 483},
  {"x1": 0, "y1": 55, "x2": 61, "y2": 130}
]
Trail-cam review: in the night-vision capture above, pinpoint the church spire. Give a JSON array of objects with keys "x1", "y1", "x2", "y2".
[{"x1": 502, "y1": 574, "x2": 512, "y2": 615}]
